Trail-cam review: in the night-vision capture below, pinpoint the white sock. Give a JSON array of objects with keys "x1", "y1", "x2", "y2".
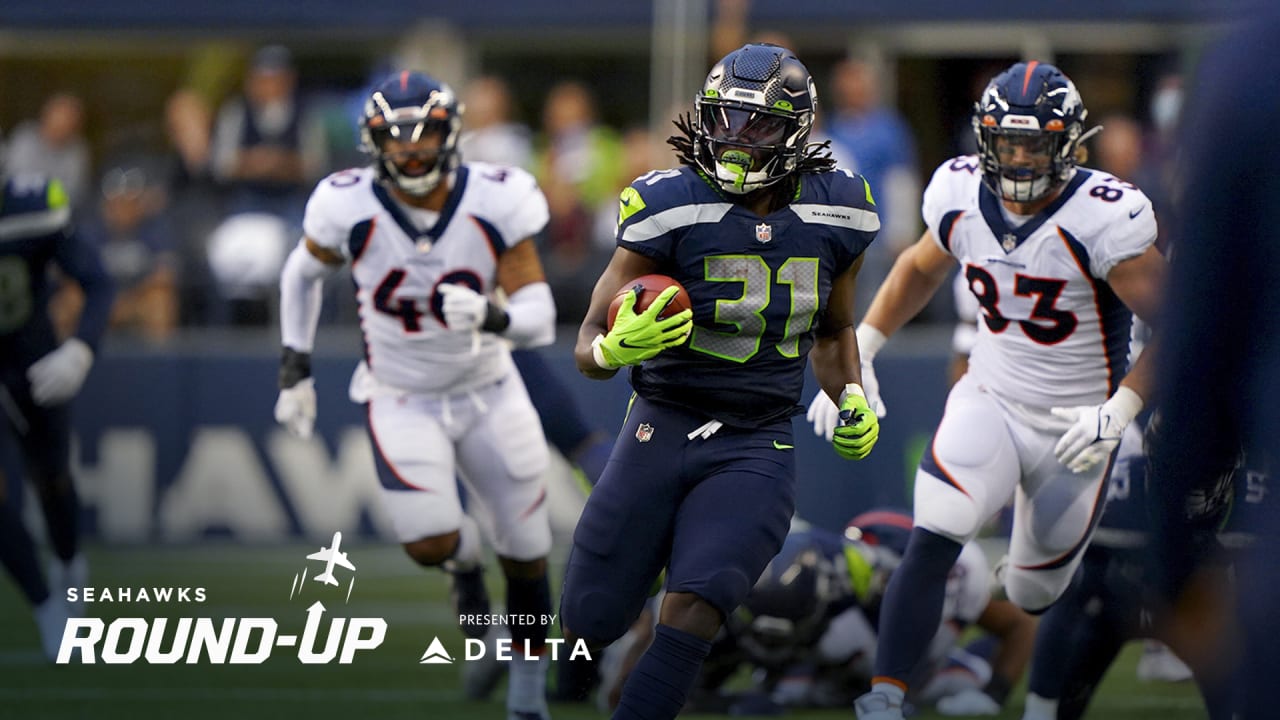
[{"x1": 506, "y1": 652, "x2": 549, "y2": 713}]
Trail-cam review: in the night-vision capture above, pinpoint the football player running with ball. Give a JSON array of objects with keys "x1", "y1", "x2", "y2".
[
  {"x1": 841, "y1": 62, "x2": 1168, "y2": 719},
  {"x1": 560, "y1": 43, "x2": 881, "y2": 720},
  {"x1": 273, "y1": 71, "x2": 557, "y2": 720}
]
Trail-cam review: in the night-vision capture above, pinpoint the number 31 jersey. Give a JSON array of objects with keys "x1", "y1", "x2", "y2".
[
  {"x1": 616, "y1": 166, "x2": 878, "y2": 427},
  {"x1": 924, "y1": 156, "x2": 1157, "y2": 409},
  {"x1": 303, "y1": 163, "x2": 549, "y2": 394}
]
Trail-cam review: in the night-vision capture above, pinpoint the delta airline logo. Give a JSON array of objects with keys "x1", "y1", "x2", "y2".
[
  {"x1": 419, "y1": 636, "x2": 454, "y2": 664},
  {"x1": 56, "y1": 532, "x2": 386, "y2": 664}
]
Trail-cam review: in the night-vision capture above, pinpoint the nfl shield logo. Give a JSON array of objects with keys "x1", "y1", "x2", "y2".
[
  {"x1": 1001, "y1": 233, "x2": 1017, "y2": 251},
  {"x1": 755, "y1": 223, "x2": 772, "y2": 243},
  {"x1": 635, "y1": 423, "x2": 654, "y2": 443}
]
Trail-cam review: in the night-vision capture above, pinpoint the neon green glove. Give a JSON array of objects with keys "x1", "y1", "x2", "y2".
[
  {"x1": 592, "y1": 285, "x2": 693, "y2": 369},
  {"x1": 832, "y1": 383, "x2": 879, "y2": 460}
]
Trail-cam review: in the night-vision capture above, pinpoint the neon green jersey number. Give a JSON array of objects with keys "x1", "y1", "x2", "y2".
[
  {"x1": 689, "y1": 255, "x2": 820, "y2": 363},
  {"x1": 0, "y1": 256, "x2": 33, "y2": 334}
]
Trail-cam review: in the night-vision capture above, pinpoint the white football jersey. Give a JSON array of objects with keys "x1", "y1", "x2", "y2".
[
  {"x1": 303, "y1": 163, "x2": 549, "y2": 394},
  {"x1": 923, "y1": 156, "x2": 1157, "y2": 409}
]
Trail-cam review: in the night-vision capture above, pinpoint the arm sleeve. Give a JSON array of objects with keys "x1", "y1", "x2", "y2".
[
  {"x1": 502, "y1": 281, "x2": 556, "y2": 349},
  {"x1": 279, "y1": 239, "x2": 336, "y2": 352}
]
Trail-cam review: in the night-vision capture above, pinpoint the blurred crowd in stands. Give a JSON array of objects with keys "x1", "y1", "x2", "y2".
[{"x1": 2, "y1": 23, "x2": 1183, "y2": 347}]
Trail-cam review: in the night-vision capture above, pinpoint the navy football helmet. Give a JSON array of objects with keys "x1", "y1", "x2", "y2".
[
  {"x1": 695, "y1": 43, "x2": 817, "y2": 194},
  {"x1": 360, "y1": 71, "x2": 463, "y2": 196},
  {"x1": 973, "y1": 61, "x2": 1088, "y2": 203},
  {"x1": 845, "y1": 507, "x2": 914, "y2": 556}
]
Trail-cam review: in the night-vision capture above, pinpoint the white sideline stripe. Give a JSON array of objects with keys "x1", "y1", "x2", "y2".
[{"x1": 0, "y1": 686, "x2": 460, "y2": 701}]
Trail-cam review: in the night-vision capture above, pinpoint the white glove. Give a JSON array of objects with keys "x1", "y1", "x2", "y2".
[
  {"x1": 805, "y1": 390, "x2": 841, "y2": 441},
  {"x1": 1050, "y1": 386, "x2": 1143, "y2": 473},
  {"x1": 935, "y1": 688, "x2": 1002, "y2": 716},
  {"x1": 274, "y1": 377, "x2": 317, "y2": 439},
  {"x1": 26, "y1": 338, "x2": 94, "y2": 407},
  {"x1": 439, "y1": 283, "x2": 490, "y2": 331},
  {"x1": 855, "y1": 324, "x2": 888, "y2": 418}
]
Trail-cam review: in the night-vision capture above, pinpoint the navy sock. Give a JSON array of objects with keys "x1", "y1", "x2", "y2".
[
  {"x1": 552, "y1": 652, "x2": 600, "y2": 701},
  {"x1": 506, "y1": 573, "x2": 552, "y2": 652},
  {"x1": 875, "y1": 527, "x2": 964, "y2": 684},
  {"x1": 0, "y1": 499, "x2": 49, "y2": 604},
  {"x1": 613, "y1": 624, "x2": 711, "y2": 720},
  {"x1": 36, "y1": 472, "x2": 79, "y2": 563}
]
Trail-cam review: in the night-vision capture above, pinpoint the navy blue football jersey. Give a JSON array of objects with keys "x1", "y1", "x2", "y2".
[
  {"x1": 1097, "y1": 423, "x2": 1271, "y2": 552},
  {"x1": 615, "y1": 167, "x2": 878, "y2": 427},
  {"x1": 0, "y1": 175, "x2": 112, "y2": 369}
]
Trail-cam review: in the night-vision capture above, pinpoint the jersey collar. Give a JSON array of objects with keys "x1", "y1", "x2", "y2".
[
  {"x1": 978, "y1": 169, "x2": 1089, "y2": 253},
  {"x1": 371, "y1": 166, "x2": 471, "y2": 246}
]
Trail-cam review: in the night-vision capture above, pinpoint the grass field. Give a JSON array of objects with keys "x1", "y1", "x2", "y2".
[{"x1": 0, "y1": 542, "x2": 1208, "y2": 720}]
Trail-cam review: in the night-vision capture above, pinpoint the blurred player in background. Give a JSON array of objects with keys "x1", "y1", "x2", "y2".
[
  {"x1": 1149, "y1": 11, "x2": 1280, "y2": 717},
  {"x1": 844, "y1": 61, "x2": 1167, "y2": 719},
  {"x1": 561, "y1": 43, "x2": 881, "y2": 720},
  {"x1": 683, "y1": 510, "x2": 1032, "y2": 716},
  {"x1": 1021, "y1": 411, "x2": 1262, "y2": 720},
  {"x1": 272, "y1": 70, "x2": 557, "y2": 720},
  {"x1": 0, "y1": 170, "x2": 114, "y2": 659}
]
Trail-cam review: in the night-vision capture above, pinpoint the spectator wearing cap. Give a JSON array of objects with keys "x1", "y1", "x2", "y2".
[
  {"x1": 70, "y1": 159, "x2": 179, "y2": 341},
  {"x1": 209, "y1": 45, "x2": 329, "y2": 224}
]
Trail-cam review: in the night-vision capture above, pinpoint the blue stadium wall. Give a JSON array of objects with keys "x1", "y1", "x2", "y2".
[{"x1": 47, "y1": 339, "x2": 950, "y2": 543}]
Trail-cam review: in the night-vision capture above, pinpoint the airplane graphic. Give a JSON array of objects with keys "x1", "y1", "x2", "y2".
[{"x1": 306, "y1": 531, "x2": 356, "y2": 586}]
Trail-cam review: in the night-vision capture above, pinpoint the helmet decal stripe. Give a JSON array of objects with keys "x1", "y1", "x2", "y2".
[{"x1": 1021, "y1": 60, "x2": 1040, "y2": 99}]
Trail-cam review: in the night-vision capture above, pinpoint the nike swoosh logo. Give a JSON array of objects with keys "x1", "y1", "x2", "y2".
[
  {"x1": 773, "y1": 441, "x2": 794, "y2": 450},
  {"x1": 620, "y1": 196, "x2": 632, "y2": 207},
  {"x1": 1129, "y1": 205, "x2": 1144, "y2": 219},
  {"x1": 617, "y1": 338, "x2": 645, "y2": 349}
]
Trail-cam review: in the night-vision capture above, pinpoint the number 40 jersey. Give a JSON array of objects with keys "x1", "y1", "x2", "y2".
[
  {"x1": 925, "y1": 156, "x2": 1158, "y2": 410},
  {"x1": 616, "y1": 166, "x2": 878, "y2": 428},
  {"x1": 302, "y1": 163, "x2": 549, "y2": 395}
]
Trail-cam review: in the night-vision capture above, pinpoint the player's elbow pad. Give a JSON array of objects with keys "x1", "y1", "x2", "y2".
[
  {"x1": 502, "y1": 282, "x2": 556, "y2": 348},
  {"x1": 279, "y1": 240, "x2": 337, "y2": 352}
]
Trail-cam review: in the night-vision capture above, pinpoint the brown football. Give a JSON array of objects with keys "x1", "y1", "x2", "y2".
[{"x1": 607, "y1": 274, "x2": 692, "y2": 330}]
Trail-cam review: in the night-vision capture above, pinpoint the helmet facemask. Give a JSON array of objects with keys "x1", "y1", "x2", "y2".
[
  {"x1": 695, "y1": 97, "x2": 810, "y2": 194},
  {"x1": 975, "y1": 125, "x2": 1076, "y2": 203}
]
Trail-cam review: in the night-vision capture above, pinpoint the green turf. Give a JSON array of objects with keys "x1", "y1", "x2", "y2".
[{"x1": 0, "y1": 543, "x2": 1208, "y2": 719}]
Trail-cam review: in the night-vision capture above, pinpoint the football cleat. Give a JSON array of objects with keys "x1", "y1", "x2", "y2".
[
  {"x1": 1137, "y1": 641, "x2": 1194, "y2": 683},
  {"x1": 34, "y1": 596, "x2": 70, "y2": 662},
  {"x1": 854, "y1": 690, "x2": 906, "y2": 720},
  {"x1": 461, "y1": 625, "x2": 510, "y2": 700}
]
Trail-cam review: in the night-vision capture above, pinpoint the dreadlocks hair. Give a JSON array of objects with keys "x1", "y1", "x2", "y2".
[{"x1": 666, "y1": 111, "x2": 838, "y2": 175}]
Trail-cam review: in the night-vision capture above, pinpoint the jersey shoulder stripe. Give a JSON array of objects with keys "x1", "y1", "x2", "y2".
[{"x1": 0, "y1": 176, "x2": 71, "y2": 241}]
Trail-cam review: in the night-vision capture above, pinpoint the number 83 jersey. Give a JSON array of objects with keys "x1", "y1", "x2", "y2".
[
  {"x1": 926, "y1": 156, "x2": 1157, "y2": 409},
  {"x1": 616, "y1": 166, "x2": 878, "y2": 428},
  {"x1": 303, "y1": 163, "x2": 549, "y2": 395}
]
